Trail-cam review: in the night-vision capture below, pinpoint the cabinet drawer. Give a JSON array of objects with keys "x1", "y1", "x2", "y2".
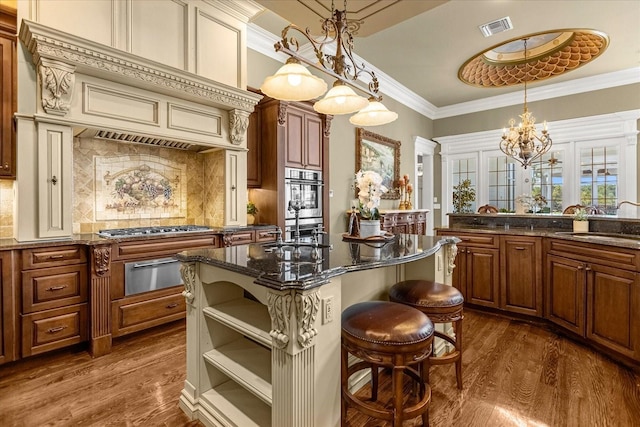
[
  {"x1": 547, "y1": 238, "x2": 639, "y2": 271},
  {"x1": 22, "y1": 265, "x2": 87, "y2": 313},
  {"x1": 22, "y1": 245, "x2": 87, "y2": 269},
  {"x1": 439, "y1": 232, "x2": 499, "y2": 248},
  {"x1": 255, "y1": 229, "x2": 277, "y2": 243},
  {"x1": 116, "y1": 235, "x2": 218, "y2": 260},
  {"x1": 224, "y1": 231, "x2": 255, "y2": 246},
  {"x1": 22, "y1": 304, "x2": 87, "y2": 357},
  {"x1": 112, "y1": 290, "x2": 185, "y2": 337}
]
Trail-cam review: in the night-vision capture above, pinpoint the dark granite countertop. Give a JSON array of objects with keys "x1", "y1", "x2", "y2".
[
  {"x1": 175, "y1": 233, "x2": 460, "y2": 291},
  {"x1": 437, "y1": 226, "x2": 640, "y2": 249},
  {"x1": 0, "y1": 224, "x2": 278, "y2": 251}
]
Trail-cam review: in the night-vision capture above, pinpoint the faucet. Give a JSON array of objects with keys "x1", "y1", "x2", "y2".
[
  {"x1": 288, "y1": 199, "x2": 305, "y2": 247},
  {"x1": 617, "y1": 201, "x2": 640, "y2": 209}
]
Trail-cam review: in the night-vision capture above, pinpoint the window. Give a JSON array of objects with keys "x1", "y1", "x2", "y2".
[
  {"x1": 580, "y1": 147, "x2": 618, "y2": 214},
  {"x1": 530, "y1": 151, "x2": 563, "y2": 213},
  {"x1": 451, "y1": 158, "x2": 477, "y2": 212},
  {"x1": 488, "y1": 156, "x2": 516, "y2": 211}
]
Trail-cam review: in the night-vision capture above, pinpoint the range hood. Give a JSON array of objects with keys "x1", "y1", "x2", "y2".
[{"x1": 19, "y1": 19, "x2": 262, "y2": 151}]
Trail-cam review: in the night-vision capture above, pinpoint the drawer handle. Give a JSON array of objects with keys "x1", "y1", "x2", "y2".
[
  {"x1": 46, "y1": 285, "x2": 68, "y2": 291},
  {"x1": 48, "y1": 326, "x2": 67, "y2": 334},
  {"x1": 166, "y1": 303, "x2": 179, "y2": 309},
  {"x1": 515, "y1": 247, "x2": 525, "y2": 250},
  {"x1": 49, "y1": 255, "x2": 65, "y2": 259}
]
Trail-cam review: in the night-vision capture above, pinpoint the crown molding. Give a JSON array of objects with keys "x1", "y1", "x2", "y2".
[
  {"x1": 248, "y1": 25, "x2": 640, "y2": 121},
  {"x1": 202, "y1": 0, "x2": 264, "y2": 23},
  {"x1": 435, "y1": 67, "x2": 640, "y2": 119},
  {"x1": 437, "y1": 109, "x2": 640, "y2": 155}
]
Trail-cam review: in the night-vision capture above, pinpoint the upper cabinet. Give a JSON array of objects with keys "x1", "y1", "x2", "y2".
[
  {"x1": 0, "y1": 6, "x2": 16, "y2": 179},
  {"x1": 284, "y1": 104, "x2": 324, "y2": 171}
]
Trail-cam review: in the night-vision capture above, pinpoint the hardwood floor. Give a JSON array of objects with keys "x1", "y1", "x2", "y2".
[{"x1": 0, "y1": 310, "x2": 639, "y2": 426}]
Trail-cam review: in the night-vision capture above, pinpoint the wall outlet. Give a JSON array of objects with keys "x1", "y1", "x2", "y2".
[{"x1": 322, "y1": 296, "x2": 334, "y2": 324}]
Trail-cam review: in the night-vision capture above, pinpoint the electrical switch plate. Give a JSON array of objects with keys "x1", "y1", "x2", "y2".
[{"x1": 322, "y1": 296, "x2": 334, "y2": 324}]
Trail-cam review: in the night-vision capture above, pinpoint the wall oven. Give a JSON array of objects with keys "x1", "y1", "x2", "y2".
[
  {"x1": 284, "y1": 167, "x2": 323, "y2": 240},
  {"x1": 284, "y1": 167, "x2": 323, "y2": 219}
]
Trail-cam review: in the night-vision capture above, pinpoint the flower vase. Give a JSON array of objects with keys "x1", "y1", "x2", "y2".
[
  {"x1": 573, "y1": 220, "x2": 589, "y2": 233},
  {"x1": 360, "y1": 244, "x2": 381, "y2": 260},
  {"x1": 247, "y1": 214, "x2": 256, "y2": 225},
  {"x1": 359, "y1": 219, "x2": 381, "y2": 239}
]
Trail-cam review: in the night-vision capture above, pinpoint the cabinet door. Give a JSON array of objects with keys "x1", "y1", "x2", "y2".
[
  {"x1": 1, "y1": 251, "x2": 16, "y2": 364},
  {"x1": 500, "y1": 236, "x2": 542, "y2": 316},
  {"x1": 37, "y1": 123, "x2": 73, "y2": 238},
  {"x1": 0, "y1": 35, "x2": 15, "y2": 178},
  {"x1": 285, "y1": 107, "x2": 305, "y2": 169},
  {"x1": 451, "y1": 243, "x2": 467, "y2": 299},
  {"x1": 304, "y1": 113, "x2": 323, "y2": 170},
  {"x1": 465, "y1": 247, "x2": 499, "y2": 308},
  {"x1": 546, "y1": 255, "x2": 586, "y2": 336},
  {"x1": 247, "y1": 106, "x2": 262, "y2": 187},
  {"x1": 586, "y1": 263, "x2": 639, "y2": 360}
]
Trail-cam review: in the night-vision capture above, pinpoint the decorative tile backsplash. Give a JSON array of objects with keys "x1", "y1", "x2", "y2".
[
  {"x1": 73, "y1": 138, "x2": 223, "y2": 234},
  {"x1": 94, "y1": 155, "x2": 186, "y2": 220},
  {"x1": 0, "y1": 180, "x2": 14, "y2": 239},
  {"x1": 0, "y1": 138, "x2": 227, "y2": 238}
]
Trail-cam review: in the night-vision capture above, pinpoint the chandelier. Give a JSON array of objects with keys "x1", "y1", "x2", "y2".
[
  {"x1": 260, "y1": 0, "x2": 398, "y2": 126},
  {"x1": 499, "y1": 38, "x2": 552, "y2": 169}
]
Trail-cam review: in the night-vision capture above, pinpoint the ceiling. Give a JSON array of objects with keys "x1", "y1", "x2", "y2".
[{"x1": 250, "y1": 0, "x2": 640, "y2": 113}]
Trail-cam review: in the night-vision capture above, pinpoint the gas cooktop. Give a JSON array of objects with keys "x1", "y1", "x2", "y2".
[{"x1": 97, "y1": 225, "x2": 212, "y2": 238}]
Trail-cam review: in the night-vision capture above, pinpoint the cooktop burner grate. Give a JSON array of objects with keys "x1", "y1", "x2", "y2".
[{"x1": 97, "y1": 225, "x2": 211, "y2": 238}]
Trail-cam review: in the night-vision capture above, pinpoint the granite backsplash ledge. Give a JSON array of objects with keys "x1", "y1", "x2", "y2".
[{"x1": 447, "y1": 213, "x2": 640, "y2": 235}]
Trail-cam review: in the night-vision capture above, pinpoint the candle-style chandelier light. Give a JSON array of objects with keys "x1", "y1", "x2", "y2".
[
  {"x1": 499, "y1": 38, "x2": 552, "y2": 169},
  {"x1": 260, "y1": 0, "x2": 398, "y2": 126}
]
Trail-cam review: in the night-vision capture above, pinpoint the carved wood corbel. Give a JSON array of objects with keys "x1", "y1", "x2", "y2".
[
  {"x1": 180, "y1": 262, "x2": 196, "y2": 304},
  {"x1": 295, "y1": 291, "x2": 320, "y2": 348},
  {"x1": 38, "y1": 58, "x2": 76, "y2": 116},
  {"x1": 229, "y1": 109, "x2": 250, "y2": 145},
  {"x1": 447, "y1": 242, "x2": 458, "y2": 276},
  {"x1": 267, "y1": 291, "x2": 292, "y2": 349}
]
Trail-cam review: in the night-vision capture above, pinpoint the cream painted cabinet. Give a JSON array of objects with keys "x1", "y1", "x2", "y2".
[{"x1": 37, "y1": 123, "x2": 73, "y2": 238}]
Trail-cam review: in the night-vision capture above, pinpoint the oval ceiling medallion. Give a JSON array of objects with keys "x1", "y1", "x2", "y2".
[{"x1": 458, "y1": 29, "x2": 609, "y2": 88}]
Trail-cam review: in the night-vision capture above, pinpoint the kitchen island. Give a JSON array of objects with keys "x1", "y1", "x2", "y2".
[{"x1": 175, "y1": 233, "x2": 459, "y2": 427}]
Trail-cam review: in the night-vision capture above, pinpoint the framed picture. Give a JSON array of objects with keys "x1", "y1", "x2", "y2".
[{"x1": 355, "y1": 128, "x2": 401, "y2": 199}]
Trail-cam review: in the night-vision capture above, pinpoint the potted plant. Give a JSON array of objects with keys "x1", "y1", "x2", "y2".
[
  {"x1": 452, "y1": 179, "x2": 476, "y2": 213},
  {"x1": 573, "y1": 207, "x2": 589, "y2": 233},
  {"x1": 354, "y1": 170, "x2": 389, "y2": 238},
  {"x1": 247, "y1": 201, "x2": 258, "y2": 225}
]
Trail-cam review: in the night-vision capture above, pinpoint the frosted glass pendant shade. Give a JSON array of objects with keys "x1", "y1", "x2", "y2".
[
  {"x1": 313, "y1": 82, "x2": 369, "y2": 115},
  {"x1": 349, "y1": 100, "x2": 398, "y2": 126},
  {"x1": 260, "y1": 59, "x2": 327, "y2": 101}
]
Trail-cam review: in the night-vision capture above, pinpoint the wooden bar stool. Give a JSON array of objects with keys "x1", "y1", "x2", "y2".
[
  {"x1": 389, "y1": 280, "x2": 464, "y2": 389},
  {"x1": 341, "y1": 301, "x2": 434, "y2": 427}
]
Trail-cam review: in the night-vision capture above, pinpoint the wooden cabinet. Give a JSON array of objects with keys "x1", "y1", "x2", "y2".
[
  {"x1": 546, "y1": 238, "x2": 640, "y2": 361},
  {"x1": 438, "y1": 231, "x2": 499, "y2": 308},
  {"x1": 380, "y1": 210, "x2": 428, "y2": 235},
  {"x1": 284, "y1": 104, "x2": 323, "y2": 170},
  {"x1": 247, "y1": 104, "x2": 262, "y2": 188},
  {"x1": 222, "y1": 227, "x2": 277, "y2": 247},
  {"x1": 0, "y1": 250, "x2": 16, "y2": 365},
  {"x1": 20, "y1": 245, "x2": 89, "y2": 357},
  {"x1": 111, "y1": 234, "x2": 219, "y2": 338},
  {"x1": 0, "y1": 6, "x2": 16, "y2": 178},
  {"x1": 248, "y1": 96, "x2": 330, "y2": 234},
  {"x1": 500, "y1": 236, "x2": 542, "y2": 316}
]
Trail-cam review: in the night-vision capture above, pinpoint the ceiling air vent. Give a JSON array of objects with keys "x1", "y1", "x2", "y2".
[
  {"x1": 92, "y1": 130, "x2": 196, "y2": 150},
  {"x1": 479, "y1": 16, "x2": 513, "y2": 37}
]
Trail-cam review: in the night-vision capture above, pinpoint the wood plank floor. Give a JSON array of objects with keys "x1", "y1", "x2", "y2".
[{"x1": 0, "y1": 309, "x2": 639, "y2": 426}]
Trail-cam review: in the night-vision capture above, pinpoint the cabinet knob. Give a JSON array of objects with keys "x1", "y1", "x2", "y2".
[
  {"x1": 3, "y1": 163, "x2": 8, "y2": 169},
  {"x1": 577, "y1": 265, "x2": 584, "y2": 270},
  {"x1": 51, "y1": 175, "x2": 58, "y2": 185},
  {"x1": 585, "y1": 266, "x2": 592, "y2": 271}
]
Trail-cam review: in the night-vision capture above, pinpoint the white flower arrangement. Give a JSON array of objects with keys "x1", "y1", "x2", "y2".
[{"x1": 355, "y1": 170, "x2": 388, "y2": 220}]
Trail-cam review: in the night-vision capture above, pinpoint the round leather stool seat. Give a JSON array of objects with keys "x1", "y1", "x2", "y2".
[
  {"x1": 389, "y1": 280, "x2": 464, "y2": 390},
  {"x1": 341, "y1": 301, "x2": 434, "y2": 426}
]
